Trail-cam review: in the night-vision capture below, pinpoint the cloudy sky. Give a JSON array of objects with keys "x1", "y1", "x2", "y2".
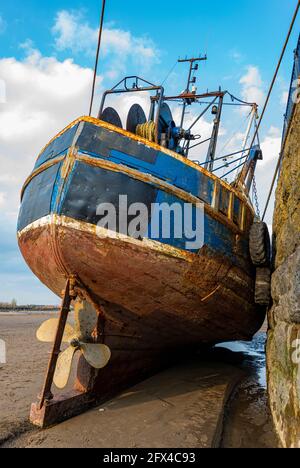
[{"x1": 0, "y1": 0, "x2": 299, "y2": 305}]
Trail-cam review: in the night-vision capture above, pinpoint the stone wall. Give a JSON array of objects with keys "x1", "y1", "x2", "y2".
[{"x1": 267, "y1": 100, "x2": 300, "y2": 448}]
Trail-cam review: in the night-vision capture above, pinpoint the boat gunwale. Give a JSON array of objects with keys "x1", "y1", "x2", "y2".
[
  {"x1": 20, "y1": 147, "x2": 252, "y2": 236},
  {"x1": 32, "y1": 116, "x2": 252, "y2": 204}
]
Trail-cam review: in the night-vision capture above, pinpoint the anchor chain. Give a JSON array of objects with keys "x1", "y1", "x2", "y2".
[{"x1": 252, "y1": 175, "x2": 261, "y2": 220}]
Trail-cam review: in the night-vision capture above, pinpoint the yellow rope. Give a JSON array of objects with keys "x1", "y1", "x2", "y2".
[{"x1": 136, "y1": 121, "x2": 156, "y2": 142}]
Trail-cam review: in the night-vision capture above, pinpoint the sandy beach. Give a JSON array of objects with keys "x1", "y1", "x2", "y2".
[
  {"x1": 0, "y1": 312, "x2": 277, "y2": 448},
  {"x1": 0, "y1": 312, "x2": 57, "y2": 442}
]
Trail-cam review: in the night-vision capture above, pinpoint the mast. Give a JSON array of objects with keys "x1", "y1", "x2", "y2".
[
  {"x1": 204, "y1": 92, "x2": 224, "y2": 171},
  {"x1": 178, "y1": 56, "x2": 207, "y2": 130}
]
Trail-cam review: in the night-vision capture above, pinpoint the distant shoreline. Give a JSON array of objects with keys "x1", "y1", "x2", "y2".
[{"x1": 0, "y1": 306, "x2": 59, "y2": 313}]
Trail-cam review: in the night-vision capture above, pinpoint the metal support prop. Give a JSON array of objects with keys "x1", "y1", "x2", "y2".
[
  {"x1": 38, "y1": 277, "x2": 77, "y2": 409},
  {"x1": 30, "y1": 277, "x2": 107, "y2": 428}
]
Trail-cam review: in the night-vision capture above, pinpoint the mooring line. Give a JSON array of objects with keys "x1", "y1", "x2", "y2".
[{"x1": 237, "y1": 0, "x2": 300, "y2": 185}]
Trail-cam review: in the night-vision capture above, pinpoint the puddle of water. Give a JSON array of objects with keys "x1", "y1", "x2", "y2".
[
  {"x1": 215, "y1": 333, "x2": 278, "y2": 448},
  {"x1": 216, "y1": 333, "x2": 267, "y2": 388}
]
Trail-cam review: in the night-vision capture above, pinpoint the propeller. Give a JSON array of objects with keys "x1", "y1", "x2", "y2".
[{"x1": 36, "y1": 302, "x2": 111, "y2": 389}]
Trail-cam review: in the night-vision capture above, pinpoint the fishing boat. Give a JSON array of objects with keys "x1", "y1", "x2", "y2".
[{"x1": 18, "y1": 57, "x2": 268, "y2": 427}]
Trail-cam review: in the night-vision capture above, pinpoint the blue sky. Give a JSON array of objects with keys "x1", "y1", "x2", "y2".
[{"x1": 0, "y1": 0, "x2": 299, "y2": 304}]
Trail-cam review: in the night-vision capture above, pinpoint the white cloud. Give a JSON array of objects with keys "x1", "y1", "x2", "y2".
[
  {"x1": 52, "y1": 10, "x2": 159, "y2": 75},
  {"x1": 0, "y1": 192, "x2": 6, "y2": 207},
  {"x1": 240, "y1": 66, "x2": 263, "y2": 88},
  {"x1": 0, "y1": 47, "x2": 98, "y2": 222},
  {"x1": 281, "y1": 90, "x2": 289, "y2": 107},
  {"x1": 0, "y1": 45, "x2": 104, "y2": 303},
  {"x1": 0, "y1": 12, "x2": 155, "y2": 304},
  {"x1": 0, "y1": 42, "x2": 157, "y2": 302},
  {"x1": 229, "y1": 49, "x2": 243, "y2": 63},
  {"x1": 239, "y1": 66, "x2": 265, "y2": 107},
  {"x1": 254, "y1": 126, "x2": 282, "y2": 225},
  {"x1": 0, "y1": 77, "x2": 6, "y2": 103},
  {"x1": 260, "y1": 126, "x2": 281, "y2": 166}
]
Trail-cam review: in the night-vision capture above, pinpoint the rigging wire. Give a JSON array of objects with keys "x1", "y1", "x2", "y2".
[
  {"x1": 262, "y1": 153, "x2": 282, "y2": 221},
  {"x1": 236, "y1": 0, "x2": 300, "y2": 185},
  {"x1": 216, "y1": 112, "x2": 250, "y2": 159},
  {"x1": 89, "y1": 0, "x2": 107, "y2": 117},
  {"x1": 215, "y1": 113, "x2": 251, "y2": 178},
  {"x1": 161, "y1": 61, "x2": 178, "y2": 86}
]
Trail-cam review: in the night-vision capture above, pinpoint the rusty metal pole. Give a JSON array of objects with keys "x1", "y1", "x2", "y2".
[{"x1": 38, "y1": 278, "x2": 76, "y2": 409}]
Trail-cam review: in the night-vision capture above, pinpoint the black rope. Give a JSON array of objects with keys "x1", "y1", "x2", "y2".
[
  {"x1": 89, "y1": 0, "x2": 106, "y2": 117},
  {"x1": 237, "y1": 0, "x2": 300, "y2": 184},
  {"x1": 226, "y1": 92, "x2": 256, "y2": 107}
]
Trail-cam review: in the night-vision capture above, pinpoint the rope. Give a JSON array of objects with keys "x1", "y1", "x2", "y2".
[
  {"x1": 136, "y1": 121, "x2": 157, "y2": 142},
  {"x1": 236, "y1": 0, "x2": 300, "y2": 185},
  {"x1": 226, "y1": 92, "x2": 256, "y2": 107},
  {"x1": 89, "y1": 0, "x2": 106, "y2": 117}
]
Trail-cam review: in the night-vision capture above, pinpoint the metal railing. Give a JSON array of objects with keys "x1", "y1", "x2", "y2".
[{"x1": 282, "y1": 34, "x2": 300, "y2": 144}]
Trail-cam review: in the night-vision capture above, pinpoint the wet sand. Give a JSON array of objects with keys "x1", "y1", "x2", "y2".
[
  {"x1": 0, "y1": 312, "x2": 58, "y2": 443},
  {"x1": 0, "y1": 312, "x2": 278, "y2": 448}
]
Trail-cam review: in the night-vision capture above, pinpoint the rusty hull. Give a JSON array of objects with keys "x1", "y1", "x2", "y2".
[{"x1": 19, "y1": 215, "x2": 263, "y2": 350}]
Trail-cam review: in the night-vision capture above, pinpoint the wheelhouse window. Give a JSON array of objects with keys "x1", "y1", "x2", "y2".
[
  {"x1": 218, "y1": 186, "x2": 230, "y2": 217},
  {"x1": 232, "y1": 196, "x2": 242, "y2": 227}
]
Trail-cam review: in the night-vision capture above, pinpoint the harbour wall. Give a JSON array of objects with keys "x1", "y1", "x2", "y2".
[{"x1": 267, "y1": 86, "x2": 300, "y2": 447}]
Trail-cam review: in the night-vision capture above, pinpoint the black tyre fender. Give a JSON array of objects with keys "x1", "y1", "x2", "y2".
[
  {"x1": 249, "y1": 221, "x2": 271, "y2": 267},
  {"x1": 255, "y1": 267, "x2": 271, "y2": 306}
]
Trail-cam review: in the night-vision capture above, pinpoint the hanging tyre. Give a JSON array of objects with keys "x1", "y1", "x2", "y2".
[
  {"x1": 255, "y1": 267, "x2": 271, "y2": 306},
  {"x1": 249, "y1": 221, "x2": 271, "y2": 267}
]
